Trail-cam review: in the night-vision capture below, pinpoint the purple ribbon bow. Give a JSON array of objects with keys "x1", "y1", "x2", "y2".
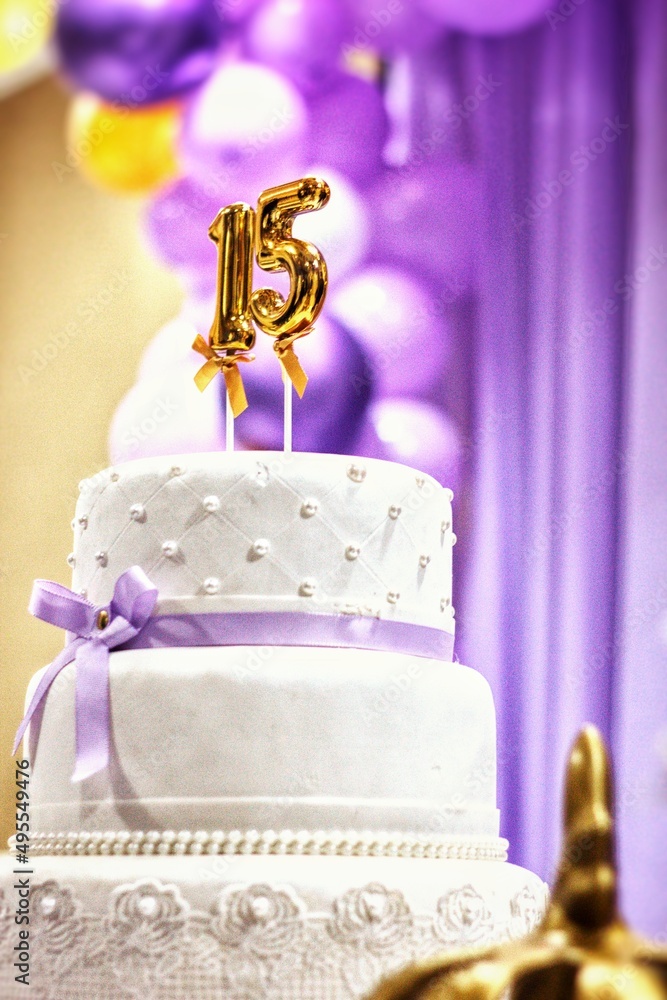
[{"x1": 13, "y1": 567, "x2": 157, "y2": 783}]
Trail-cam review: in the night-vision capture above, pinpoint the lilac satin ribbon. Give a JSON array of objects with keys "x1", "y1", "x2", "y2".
[
  {"x1": 13, "y1": 567, "x2": 158, "y2": 783},
  {"x1": 120, "y1": 610, "x2": 455, "y2": 661},
  {"x1": 14, "y1": 567, "x2": 454, "y2": 783}
]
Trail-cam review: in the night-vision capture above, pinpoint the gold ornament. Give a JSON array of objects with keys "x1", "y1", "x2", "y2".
[
  {"x1": 251, "y1": 176, "x2": 330, "y2": 397},
  {"x1": 369, "y1": 726, "x2": 667, "y2": 1000}
]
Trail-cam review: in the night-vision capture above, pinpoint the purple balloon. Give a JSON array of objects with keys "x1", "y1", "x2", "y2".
[
  {"x1": 246, "y1": 0, "x2": 353, "y2": 95},
  {"x1": 369, "y1": 156, "x2": 480, "y2": 292},
  {"x1": 330, "y1": 264, "x2": 451, "y2": 396},
  {"x1": 306, "y1": 72, "x2": 388, "y2": 185},
  {"x1": 343, "y1": 0, "x2": 442, "y2": 56},
  {"x1": 55, "y1": 0, "x2": 227, "y2": 105},
  {"x1": 416, "y1": 0, "x2": 554, "y2": 35},
  {"x1": 214, "y1": 0, "x2": 265, "y2": 25},
  {"x1": 357, "y1": 397, "x2": 461, "y2": 489},
  {"x1": 232, "y1": 315, "x2": 373, "y2": 454},
  {"x1": 144, "y1": 175, "x2": 219, "y2": 285}
]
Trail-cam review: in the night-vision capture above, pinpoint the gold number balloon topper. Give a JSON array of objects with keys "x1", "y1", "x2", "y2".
[{"x1": 193, "y1": 177, "x2": 331, "y2": 417}]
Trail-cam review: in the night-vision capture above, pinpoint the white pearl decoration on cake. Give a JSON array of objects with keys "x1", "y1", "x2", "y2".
[
  {"x1": 451, "y1": 532, "x2": 457, "y2": 545},
  {"x1": 95, "y1": 551, "x2": 108, "y2": 567},
  {"x1": 170, "y1": 465, "x2": 183, "y2": 477},
  {"x1": 301, "y1": 498, "x2": 319, "y2": 517},
  {"x1": 441, "y1": 520, "x2": 451, "y2": 533},
  {"x1": 110, "y1": 472, "x2": 120, "y2": 482},
  {"x1": 39, "y1": 895, "x2": 57, "y2": 916},
  {"x1": 67, "y1": 553, "x2": 76, "y2": 568},
  {"x1": 78, "y1": 514, "x2": 88, "y2": 528},
  {"x1": 20, "y1": 829, "x2": 508, "y2": 860},
  {"x1": 138, "y1": 896, "x2": 158, "y2": 918},
  {"x1": 252, "y1": 538, "x2": 270, "y2": 557},
  {"x1": 345, "y1": 544, "x2": 360, "y2": 561},
  {"x1": 387, "y1": 591, "x2": 400, "y2": 604},
  {"x1": 347, "y1": 463, "x2": 366, "y2": 483},
  {"x1": 419, "y1": 554, "x2": 430, "y2": 568},
  {"x1": 299, "y1": 578, "x2": 317, "y2": 597},
  {"x1": 129, "y1": 503, "x2": 146, "y2": 522},
  {"x1": 204, "y1": 577, "x2": 220, "y2": 595},
  {"x1": 162, "y1": 540, "x2": 179, "y2": 558},
  {"x1": 445, "y1": 487, "x2": 454, "y2": 501},
  {"x1": 440, "y1": 597, "x2": 451, "y2": 611},
  {"x1": 388, "y1": 505, "x2": 402, "y2": 519},
  {"x1": 202, "y1": 495, "x2": 220, "y2": 513}
]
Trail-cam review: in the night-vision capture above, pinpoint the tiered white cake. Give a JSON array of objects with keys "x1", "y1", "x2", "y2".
[{"x1": 0, "y1": 451, "x2": 546, "y2": 1000}]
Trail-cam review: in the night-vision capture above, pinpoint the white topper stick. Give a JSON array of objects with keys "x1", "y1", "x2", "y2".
[
  {"x1": 225, "y1": 389, "x2": 234, "y2": 452},
  {"x1": 283, "y1": 369, "x2": 293, "y2": 454}
]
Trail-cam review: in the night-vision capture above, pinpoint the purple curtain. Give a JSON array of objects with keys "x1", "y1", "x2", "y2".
[
  {"x1": 446, "y1": 0, "x2": 666, "y2": 935},
  {"x1": 616, "y1": 0, "x2": 667, "y2": 937}
]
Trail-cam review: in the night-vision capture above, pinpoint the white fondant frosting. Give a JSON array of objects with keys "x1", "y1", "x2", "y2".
[
  {"x1": 71, "y1": 452, "x2": 454, "y2": 631},
  {"x1": 27, "y1": 647, "x2": 498, "y2": 839}
]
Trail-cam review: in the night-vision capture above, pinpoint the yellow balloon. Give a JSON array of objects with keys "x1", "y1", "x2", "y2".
[
  {"x1": 67, "y1": 94, "x2": 181, "y2": 195},
  {"x1": 0, "y1": 0, "x2": 54, "y2": 73}
]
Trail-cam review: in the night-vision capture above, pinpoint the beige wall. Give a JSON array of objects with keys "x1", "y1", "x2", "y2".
[{"x1": 0, "y1": 76, "x2": 182, "y2": 848}]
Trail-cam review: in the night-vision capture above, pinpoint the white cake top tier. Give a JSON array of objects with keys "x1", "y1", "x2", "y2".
[{"x1": 72, "y1": 451, "x2": 455, "y2": 634}]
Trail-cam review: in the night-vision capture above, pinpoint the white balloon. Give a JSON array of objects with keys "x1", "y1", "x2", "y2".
[
  {"x1": 330, "y1": 264, "x2": 450, "y2": 395},
  {"x1": 182, "y1": 60, "x2": 307, "y2": 200},
  {"x1": 109, "y1": 364, "x2": 224, "y2": 465},
  {"x1": 136, "y1": 315, "x2": 200, "y2": 381},
  {"x1": 358, "y1": 397, "x2": 461, "y2": 488},
  {"x1": 293, "y1": 167, "x2": 370, "y2": 284}
]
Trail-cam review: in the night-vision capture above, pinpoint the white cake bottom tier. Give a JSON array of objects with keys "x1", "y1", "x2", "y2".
[
  {"x1": 0, "y1": 854, "x2": 548, "y2": 1000},
  {"x1": 27, "y1": 646, "x2": 499, "y2": 839}
]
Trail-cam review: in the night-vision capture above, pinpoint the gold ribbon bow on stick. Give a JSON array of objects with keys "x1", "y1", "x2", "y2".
[
  {"x1": 192, "y1": 334, "x2": 254, "y2": 418},
  {"x1": 273, "y1": 329, "x2": 312, "y2": 398}
]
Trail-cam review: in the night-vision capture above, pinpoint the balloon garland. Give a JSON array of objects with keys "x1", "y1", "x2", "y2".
[{"x1": 48, "y1": 0, "x2": 556, "y2": 472}]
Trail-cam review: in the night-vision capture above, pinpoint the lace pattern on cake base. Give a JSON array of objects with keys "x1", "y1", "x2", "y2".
[{"x1": 0, "y1": 877, "x2": 548, "y2": 1000}]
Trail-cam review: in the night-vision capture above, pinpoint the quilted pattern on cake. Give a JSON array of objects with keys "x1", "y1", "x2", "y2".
[{"x1": 72, "y1": 453, "x2": 455, "y2": 631}]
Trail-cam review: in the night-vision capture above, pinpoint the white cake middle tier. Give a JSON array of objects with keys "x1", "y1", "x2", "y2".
[{"x1": 28, "y1": 646, "x2": 499, "y2": 841}]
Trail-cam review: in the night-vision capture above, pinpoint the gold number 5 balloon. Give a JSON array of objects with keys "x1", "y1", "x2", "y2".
[
  {"x1": 193, "y1": 177, "x2": 330, "y2": 414},
  {"x1": 251, "y1": 176, "x2": 330, "y2": 396}
]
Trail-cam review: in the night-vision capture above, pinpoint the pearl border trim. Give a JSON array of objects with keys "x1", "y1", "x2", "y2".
[{"x1": 17, "y1": 829, "x2": 508, "y2": 860}]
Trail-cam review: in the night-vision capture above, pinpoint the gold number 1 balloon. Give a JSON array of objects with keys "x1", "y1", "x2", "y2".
[
  {"x1": 192, "y1": 202, "x2": 257, "y2": 417},
  {"x1": 251, "y1": 176, "x2": 331, "y2": 396}
]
